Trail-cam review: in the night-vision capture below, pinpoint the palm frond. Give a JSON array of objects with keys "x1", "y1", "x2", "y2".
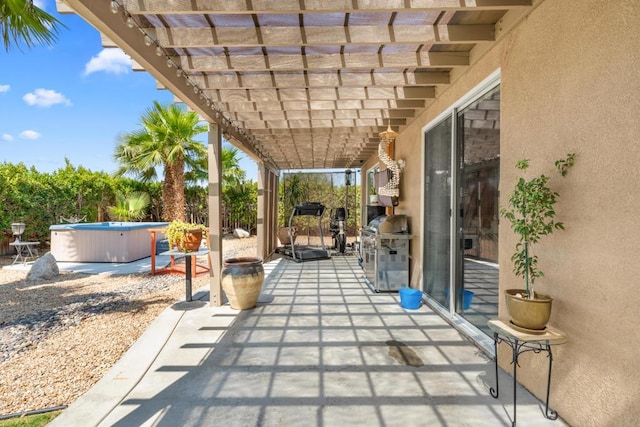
[{"x1": 0, "y1": 0, "x2": 66, "y2": 51}]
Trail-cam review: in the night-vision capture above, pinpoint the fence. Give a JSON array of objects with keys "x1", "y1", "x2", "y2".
[
  {"x1": 221, "y1": 202, "x2": 257, "y2": 234},
  {"x1": 280, "y1": 170, "x2": 361, "y2": 238}
]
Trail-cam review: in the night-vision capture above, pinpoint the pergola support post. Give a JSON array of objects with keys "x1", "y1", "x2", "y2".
[
  {"x1": 270, "y1": 170, "x2": 279, "y2": 252},
  {"x1": 207, "y1": 123, "x2": 223, "y2": 306},
  {"x1": 257, "y1": 164, "x2": 280, "y2": 260}
]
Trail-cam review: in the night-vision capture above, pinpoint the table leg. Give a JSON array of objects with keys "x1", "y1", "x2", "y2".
[
  {"x1": 512, "y1": 339, "x2": 519, "y2": 427},
  {"x1": 12, "y1": 245, "x2": 25, "y2": 265},
  {"x1": 545, "y1": 346, "x2": 558, "y2": 420},
  {"x1": 490, "y1": 332, "x2": 499, "y2": 398},
  {"x1": 150, "y1": 231, "x2": 157, "y2": 275},
  {"x1": 185, "y1": 255, "x2": 192, "y2": 302}
]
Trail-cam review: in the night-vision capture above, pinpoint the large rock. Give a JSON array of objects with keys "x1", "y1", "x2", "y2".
[
  {"x1": 27, "y1": 252, "x2": 59, "y2": 280},
  {"x1": 233, "y1": 228, "x2": 250, "y2": 239}
]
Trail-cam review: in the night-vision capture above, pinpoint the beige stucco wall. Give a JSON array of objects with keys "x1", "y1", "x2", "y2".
[{"x1": 383, "y1": 0, "x2": 640, "y2": 425}]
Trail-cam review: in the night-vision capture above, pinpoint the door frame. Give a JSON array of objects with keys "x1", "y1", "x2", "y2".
[{"x1": 419, "y1": 69, "x2": 501, "y2": 353}]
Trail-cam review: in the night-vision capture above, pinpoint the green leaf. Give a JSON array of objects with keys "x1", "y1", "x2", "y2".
[
  {"x1": 1, "y1": 0, "x2": 67, "y2": 52},
  {"x1": 500, "y1": 155, "x2": 576, "y2": 289}
]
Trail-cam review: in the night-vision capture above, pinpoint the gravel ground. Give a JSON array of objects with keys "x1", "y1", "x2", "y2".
[{"x1": 0, "y1": 235, "x2": 257, "y2": 416}]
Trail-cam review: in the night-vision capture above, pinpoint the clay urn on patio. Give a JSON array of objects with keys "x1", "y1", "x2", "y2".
[
  {"x1": 221, "y1": 257, "x2": 264, "y2": 310},
  {"x1": 278, "y1": 226, "x2": 297, "y2": 245}
]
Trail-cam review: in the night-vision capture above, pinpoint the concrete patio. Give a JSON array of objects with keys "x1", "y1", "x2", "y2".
[{"x1": 50, "y1": 256, "x2": 565, "y2": 426}]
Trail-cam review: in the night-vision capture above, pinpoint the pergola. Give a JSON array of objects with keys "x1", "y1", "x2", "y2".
[{"x1": 56, "y1": 0, "x2": 534, "y2": 305}]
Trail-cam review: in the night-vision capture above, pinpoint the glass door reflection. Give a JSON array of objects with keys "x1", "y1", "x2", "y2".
[
  {"x1": 423, "y1": 116, "x2": 452, "y2": 308},
  {"x1": 454, "y1": 86, "x2": 501, "y2": 334}
]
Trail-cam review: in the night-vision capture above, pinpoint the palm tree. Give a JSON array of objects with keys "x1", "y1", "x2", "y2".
[
  {"x1": 221, "y1": 144, "x2": 246, "y2": 186},
  {"x1": 107, "y1": 191, "x2": 151, "y2": 222},
  {"x1": 1, "y1": 0, "x2": 65, "y2": 51},
  {"x1": 114, "y1": 101, "x2": 208, "y2": 221},
  {"x1": 184, "y1": 142, "x2": 246, "y2": 186}
]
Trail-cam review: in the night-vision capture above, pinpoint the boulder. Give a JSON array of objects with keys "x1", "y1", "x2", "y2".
[
  {"x1": 233, "y1": 228, "x2": 250, "y2": 239},
  {"x1": 27, "y1": 252, "x2": 59, "y2": 281}
]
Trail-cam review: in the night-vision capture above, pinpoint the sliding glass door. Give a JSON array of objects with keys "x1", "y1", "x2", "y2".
[
  {"x1": 423, "y1": 77, "x2": 500, "y2": 337},
  {"x1": 422, "y1": 116, "x2": 452, "y2": 309},
  {"x1": 455, "y1": 86, "x2": 500, "y2": 334}
]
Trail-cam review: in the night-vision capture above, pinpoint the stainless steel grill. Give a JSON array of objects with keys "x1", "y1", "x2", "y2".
[{"x1": 360, "y1": 215, "x2": 412, "y2": 292}]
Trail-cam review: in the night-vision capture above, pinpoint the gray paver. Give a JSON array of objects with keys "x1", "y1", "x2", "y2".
[{"x1": 50, "y1": 256, "x2": 566, "y2": 427}]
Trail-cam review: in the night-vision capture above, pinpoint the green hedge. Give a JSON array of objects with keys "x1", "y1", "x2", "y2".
[
  {"x1": 0, "y1": 161, "x2": 164, "y2": 244},
  {"x1": 0, "y1": 161, "x2": 257, "y2": 246}
]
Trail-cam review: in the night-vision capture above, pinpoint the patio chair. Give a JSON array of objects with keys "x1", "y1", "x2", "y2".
[{"x1": 60, "y1": 215, "x2": 87, "y2": 223}]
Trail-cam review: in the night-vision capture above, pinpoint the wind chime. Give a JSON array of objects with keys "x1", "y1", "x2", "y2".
[{"x1": 377, "y1": 124, "x2": 403, "y2": 201}]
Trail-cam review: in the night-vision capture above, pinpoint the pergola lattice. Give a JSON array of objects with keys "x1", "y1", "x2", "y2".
[{"x1": 57, "y1": 0, "x2": 532, "y2": 171}]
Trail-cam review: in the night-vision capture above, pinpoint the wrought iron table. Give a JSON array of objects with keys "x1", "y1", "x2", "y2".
[
  {"x1": 487, "y1": 319, "x2": 568, "y2": 426},
  {"x1": 9, "y1": 241, "x2": 39, "y2": 265},
  {"x1": 159, "y1": 248, "x2": 210, "y2": 302}
]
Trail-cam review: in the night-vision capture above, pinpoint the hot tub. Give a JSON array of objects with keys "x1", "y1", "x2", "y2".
[{"x1": 50, "y1": 222, "x2": 168, "y2": 263}]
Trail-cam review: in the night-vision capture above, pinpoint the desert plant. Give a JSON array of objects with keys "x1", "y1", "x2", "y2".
[
  {"x1": 107, "y1": 191, "x2": 150, "y2": 221},
  {"x1": 499, "y1": 153, "x2": 575, "y2": 299}
]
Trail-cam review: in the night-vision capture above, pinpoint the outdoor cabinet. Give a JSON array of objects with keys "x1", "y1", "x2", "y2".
[{"x1": 360, "y1": 231, "x2": 411, "y2": 292}]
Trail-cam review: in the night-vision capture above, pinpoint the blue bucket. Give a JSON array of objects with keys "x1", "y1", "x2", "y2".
[
  {"x1": 463, "y1": 290, "x2": 474, "y2": 310},
  {"x1": 444, "y1": 289, "x2": 475, "y2": 310},
  {"x1": 399, "y1": 287, "x2": 423, "y2": 310}
]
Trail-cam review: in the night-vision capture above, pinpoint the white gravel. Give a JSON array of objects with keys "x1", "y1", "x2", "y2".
[{"x1": 0, "y1": 235, "x2": 257, "y2": 416}]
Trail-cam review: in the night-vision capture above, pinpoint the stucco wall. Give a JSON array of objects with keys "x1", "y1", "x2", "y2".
[
  {"x1": 500, "y1": 1, "x2": 640, "y2": 425},
  {"x1": 389, "y1": 0, "x2": 640, "y2": 425}
]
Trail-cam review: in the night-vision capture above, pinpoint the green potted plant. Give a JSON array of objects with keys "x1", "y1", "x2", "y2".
[
  {"x1": 499, "y1": 153, "x2": 575, "y2": 332},
  {"x1": 164, "y1": 220, "x2": 208, "y2": 253}
]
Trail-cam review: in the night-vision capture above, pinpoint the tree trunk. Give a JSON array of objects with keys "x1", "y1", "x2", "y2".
[{"x1": 162, "y1": 157, "x2": 186, "y2": 221}]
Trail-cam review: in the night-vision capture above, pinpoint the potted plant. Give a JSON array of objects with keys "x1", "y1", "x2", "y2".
[
  {"x1": 499, "y1": 153, "x2": 575, "y2": 332},
  {"x1": 165, "y1": 220, "x2": 208, "y2": 252}
]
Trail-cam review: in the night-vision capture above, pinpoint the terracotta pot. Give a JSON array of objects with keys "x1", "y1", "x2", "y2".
[
  {"x1": 221, "y1": 257, "x2": 264, "y2": 310},
  {"x1": 505, "y1": 289, "x2": 552, "y2": 331},
  {"x1": 180, "y1": 229, "x2": 203, "y2": 252},
  {"x1": 278, "y1": 226, "x2": 297, "y2": 245}
]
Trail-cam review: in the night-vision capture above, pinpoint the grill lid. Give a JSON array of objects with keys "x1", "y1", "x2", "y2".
[{"x1": 365, "y1": 215, "x2": 408, "y2": 234}]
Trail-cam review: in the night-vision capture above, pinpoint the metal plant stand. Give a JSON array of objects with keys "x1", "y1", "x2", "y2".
[
  {"x1": 487, "y1": 320, "x2": 568, "y2": 426},
  {"x1": 159, "y1": 248, "x2": 210, "y2": 302}
]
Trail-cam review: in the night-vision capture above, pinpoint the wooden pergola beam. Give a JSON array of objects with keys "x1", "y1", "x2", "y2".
[
  {"x1": 199, "y1": 86, "x2": 435, "y2": 102},
  {"x1": 146, "y1": 25, "x2": 494, "y2": 48},
  {"x1": 131, "y1": 51, "x2": 469, "y2": 71},
  {"x1": 160, "y1": 71, "x2": 450, "y2": 90},
  {"x1": 229, "y1": 108, "x2": 414, "y2": 122},
  {"x1": 171, "y1": 97, "x2": 426, "y2": 111},
  {"x1": 121, "y1": 0, "x2": 531, "y2": 14}
]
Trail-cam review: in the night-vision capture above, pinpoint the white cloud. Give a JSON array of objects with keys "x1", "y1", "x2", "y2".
[
  {"x1": 84, "y1": 49, "x2": 132, "y2": 76},
  {"x1": 2, "y1": 134, "x2": 13, "y2": 141},
  {"x1": 23, "y1": 88, "x2": 71, "y2": 107},
  {"x1": 0, "y1": 85, "x2": 9, "y2": 93},
  {"x1": 19, "y1": 130, "x2": 42, "y2": 140},
  {"x1": 33, "y1": 0, "x2": 47, "y2": 9}
]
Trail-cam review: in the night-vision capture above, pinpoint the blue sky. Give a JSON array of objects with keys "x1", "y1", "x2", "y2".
[{"x1": 0, "y1": 0, "x2": 258, "y2": 181}]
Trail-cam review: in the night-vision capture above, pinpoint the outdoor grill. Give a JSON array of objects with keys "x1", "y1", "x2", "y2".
[{"x1": 360, "y1": 215, "x2": 412, "y2": 292}]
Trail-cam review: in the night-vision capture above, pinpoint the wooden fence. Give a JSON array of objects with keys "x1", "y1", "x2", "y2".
[{"x1": 221, "y1": 203, "x2": 257, "y2": 235}]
